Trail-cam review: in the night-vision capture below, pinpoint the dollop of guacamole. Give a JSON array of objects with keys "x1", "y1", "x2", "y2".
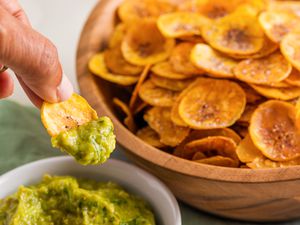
[
  {"x1": 51, "y1": 117, "x2": 116, "y2": 165},
  {"x1": 0, "y1": 175, "x2": 155, "y2": 225}
]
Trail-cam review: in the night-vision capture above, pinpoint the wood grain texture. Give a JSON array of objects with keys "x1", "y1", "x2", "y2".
[{"x1": 76, "y1": 0, "x2": 300, "y2": 222}]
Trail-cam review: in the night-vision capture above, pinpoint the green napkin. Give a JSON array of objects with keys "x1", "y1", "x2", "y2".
[{"x1": 0, "y1": 100, "x2": 298, "y2": 225}]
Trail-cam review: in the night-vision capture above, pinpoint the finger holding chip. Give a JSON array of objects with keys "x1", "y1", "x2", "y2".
[{"x1": 41, "y1": 93, "x2": 98, "y2": 137}]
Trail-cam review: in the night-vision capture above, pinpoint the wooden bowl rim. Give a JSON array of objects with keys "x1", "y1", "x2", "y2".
[{"x1": 76, "y1": 0, "x2": 300, "y2": 184}]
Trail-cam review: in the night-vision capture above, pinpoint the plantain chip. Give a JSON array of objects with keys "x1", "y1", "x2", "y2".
[
  {"x1": 286, "y1": 69, "x2": 300, "y2": 87},
  {"x1": 234, "y1": 52, "x2": 292, "y2": 85},
  {"x1": 248, "y1": 157, "x2": 300, "y2": 169},
  {"x1": 118, "y1": 0, "x2": 175, "y2": 23},
  {"x1": 41, "y1": 93, "x2": 98, "y2": 137},
  {"x1": 281, "y1": 32, "x2": 300, "y2": 72},
  {"x1": 259, "y1": 11, "x2": 300, "y2": 43},
  {"x1": 150, "y1": 74, "x2": 195, "y2": 91},
  {"x1": 250, "y1": 100, "x2": 300, "y2": 161},
  {"x1": 250, "y1": 84, "x2": 300, "y2": 100},
  {"x1": 236, "y1": 135, "x2": 264, "y2": 163},
  {"x1": 268, "y1": 1, "x2": 300, "y2": 17},
  {"x1": 169, "y1": 42, "x2": 204, "y2": 75},
  {"x1": 179, "y1": 0, "x2": 266, "y2": 20},
  {"x1": 179, "y1": 78, "x2": 246, "y2": 129},
  {"x1": 121, "y1": 19, "x2": 175, "y2": 66},
  {"x1": 144, "y1": 107, "x2": 190, "y2": 146},
  {"x1": 191, "y1": 43, "x2": 238, "y2": 78},
  {"x1": 113, "y1": 98, "x2": 136, "y2": 132},
  {"x1": 151, "y1": 61, "x2": 196, "y2": 79},
  {"x1": 136, "y1": 126, "x2": 166, "y2": 148},
  {"x1": 138, "y1": 80, "x2": 180, "y2": 107},
  {"x1": 228, "y1": 36, "x2": 278, "y2": 59},
  {"x1": 157, "y1": 12, "x2": 209, "y2": 38},
  {"x1": 109, "y1": 23, "x2": 127, "y2": 48},
  {"x1": 89, "y1": 53, "x2": 139, "y2": 86},
  {"x1": 174, "y1": 128, "x2": 241, "y2": 157},
  {"x1": 104, "y1": 47, "x2": 143, "y2": 76},
  {"x1": 184, "y1": 136, "x2": 239, "y2": 162},
  {"x1": 194, "y1": 156, "x2": 239, "y2": 168},
  {"x1": 202, "y1": 9, "x2": 264, "y2": 55}
]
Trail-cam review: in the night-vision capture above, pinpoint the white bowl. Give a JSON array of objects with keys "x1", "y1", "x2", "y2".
[{"x1": 0, "y1": 156, "x2": 181, "y2": 225}]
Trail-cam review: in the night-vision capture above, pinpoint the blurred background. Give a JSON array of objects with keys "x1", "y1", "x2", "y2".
[{"x1": 8, "y1": 0, "x2": 99, "y2": 105}]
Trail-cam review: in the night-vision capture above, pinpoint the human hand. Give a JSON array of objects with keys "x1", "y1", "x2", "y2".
[{"x1": 0, "y1": 0, "x2": 73, "y2": 107}]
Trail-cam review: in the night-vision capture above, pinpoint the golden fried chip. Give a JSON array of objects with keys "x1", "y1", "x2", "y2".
[
  {"x1": 228, "y1": 36, "x2": 278, "y2": 59},
  {"x1": 250, "y1": 100, "x2": 300, "y2": 161},
  {"x1": 174, "y1": 128, "x2": 241, "y2": 157},
  {"x1": 202, "y1": 10, "x2": 264, "y2": 55},
  {"x1": 113, "y1": 98, "x2": 137, "y2": 132},
  {"x1": 144, "y1": 107, "x2": 190, "y2": 146},
  {"x1": 250, "y1": 84, "x2": 300, "y2": 100},
  {"x1": 169, "y1": 42, "x2": 204, "y2": 75},
  {"x1": 150, "y1": 74, "x2": 195, "y2": 91},
  {"x1": 138, "y1": 80, "x2": 180, "y2": 107},
  {"x1": 121, "y1": 19, "x2": 175, "y2": 66},
  {"x1": 285, "y1": 69, "x2": 300, "y2": 87},
  {"x1": 118, "y1": 0, "x2": 175, "y2": 23},
  {"x1": 89, "y1": 53, "x2": 139, "y2": 86},
  {"x1": 268, "y1": 1, "x2": 300, "y2": 17},
  {"x1": 237, "y1": 104, "x2": 257, "y2": 126},
  {"x1": 184, "y1": 136, "x2": 238, "y2": 161},
  {"x1": 234, "y1": 52, "x2": 292, "y2": 85},
  {"x1": 179, "y1": 0, "x2": 266, "y2": 19},
  {"x1": 281, "y1": 32, "x2": 300, "y2": 72},
  {"x1": 104, "y1": 47, "x2": 143, "y2": 76},
  {"x1": 190, "y1": 43, "x2": 238, "y2": 78},
  {"x1": 179, "y1": 78, "x2": 246, "y2": 129},
  {"x1": 151, "y1": 61, "x2": 195, "y2": 79},
  {"x1": 157, "y1": 12, "x2": 209, "y2": 38},
  {"x1": 129, "y1": 64, "x2": 151, "y2": 110},
  {"x1": 236, "y1": 135, "x2": 264, "y2": 163},
  {"x1": 247, "y1": 157, "x2": 300, "y2": 169},
  {"x1": 41, "y1": 93, "x2": 98, "y2": 137},
  {"x1": 194, "y1": 156, "x2": 238, "y2": 167},
  {"x1": 109, "y1": 23, "x2": 127, "y2": 48},
  {"x1": 259, "y1": 11, "x2": 300, "y2": 43},
  {"x1": 136, "y1": 126, "x2": 166, "y2": 148}
]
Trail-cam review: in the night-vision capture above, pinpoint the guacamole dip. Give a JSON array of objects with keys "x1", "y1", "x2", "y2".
[
  {"x1": 52, "y1": 116, "x2": 116, "y2": 165},
  {"x1": 0, "y1": 175, "x2": 155, "y2": 225}
]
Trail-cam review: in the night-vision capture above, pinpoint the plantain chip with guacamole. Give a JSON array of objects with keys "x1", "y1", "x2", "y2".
[
  {"x1": 41, "y1": 93, "x2": 116, "y2": 165},
  {"x1": 0, "y1": 175, "x2": 155, "y2": 225}
]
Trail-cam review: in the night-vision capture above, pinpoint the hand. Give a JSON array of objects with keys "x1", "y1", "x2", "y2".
[{"x1": 0, "y1": 0, "x2": 73, "y2": 107}]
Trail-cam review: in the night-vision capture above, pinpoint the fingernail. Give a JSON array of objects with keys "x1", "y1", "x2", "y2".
[{"x1": 56, "y1": 73, "x2": 73, "y2": 101}]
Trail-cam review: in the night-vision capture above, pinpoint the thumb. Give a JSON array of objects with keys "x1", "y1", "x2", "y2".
[{"x1": 0, "y1": 6, "x2": 73, "y2": 103}]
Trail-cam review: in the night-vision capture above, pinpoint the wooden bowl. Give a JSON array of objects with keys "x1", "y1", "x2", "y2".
[{"x1": 76, "y1": 0, "x2": 300, "y2": 222}]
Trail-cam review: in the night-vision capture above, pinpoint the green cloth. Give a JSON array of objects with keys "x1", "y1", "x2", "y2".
[{"x1": 0, "y1": 100, "x2": 299, "y2": 225}]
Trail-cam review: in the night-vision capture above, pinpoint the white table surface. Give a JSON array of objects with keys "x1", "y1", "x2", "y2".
[{"x1": 8, "y1": 0, "x2": 99, "y2": 106}]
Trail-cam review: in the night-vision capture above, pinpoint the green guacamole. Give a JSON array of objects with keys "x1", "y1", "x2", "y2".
[
  {"x1": 52, "y1": 117, "x2": 116, "y2": 165},
  {"x1": 0, "y1": 175, "x2": 155, "y2": 225}
]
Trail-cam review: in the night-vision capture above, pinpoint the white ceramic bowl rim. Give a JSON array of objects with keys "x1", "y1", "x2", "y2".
[{"x1": 0, "y1": 156, "x2": 181, "y2": 225}]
